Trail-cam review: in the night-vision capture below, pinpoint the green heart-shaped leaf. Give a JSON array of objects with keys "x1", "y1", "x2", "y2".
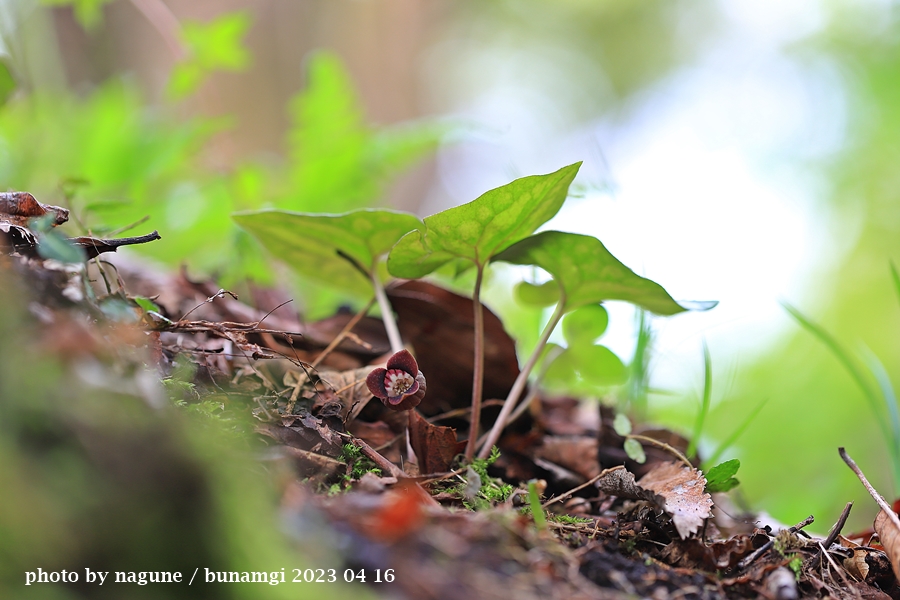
[
  {"x1": 563, "y1": 304, "x2": 609, "y2": 346},
  {"x1": 233, "y1": 208, "x2": 423, "y2": 294},
  {"x1": 543, "y1": 344, "x2": 626, "y2": 393},
  {"x1": 387, "y1": 162, "x2": 581, "y2": 278},
  {"x1": 494, "y1": 230, "x2": 717, "y2": 315}
]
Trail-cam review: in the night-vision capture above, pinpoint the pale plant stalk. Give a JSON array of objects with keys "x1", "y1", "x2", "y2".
[
  {"x1": 128, "y1": 0, "x2": 186, "y2": 59},
  {"x1": 371, "y1": 273, "x2": 404, "y2": 354},
  {"x1": 464, "y1": 265, "x2": 486, "y2": 461},
  {"x1": 478, "y1": 297, "x2": 567, "y2": 459}
]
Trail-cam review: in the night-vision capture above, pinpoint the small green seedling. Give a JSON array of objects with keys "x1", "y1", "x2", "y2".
[
  {"x1": 527, "y1": 480, "x2": 548, "y2": 531},
  {"x1": 613, "y1": 412, "x2": 647, "y2": 464},
  {"x1": 480, "y1": 230, "x2": 717, "y2": 459},
  {"x1": 388, "y1": 163, "x2": 582, "y2": 460},
  {"x1": 705, "y1": 458, "x2": 740, "y2": 493},
  {"x1": 233, "y1": 208, "x2": 423, "y2": 353}
]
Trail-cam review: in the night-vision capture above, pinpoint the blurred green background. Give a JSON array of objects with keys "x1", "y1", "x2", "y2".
[{"x1": 2, "y1": 0, "x2": 899, "y2": 533}]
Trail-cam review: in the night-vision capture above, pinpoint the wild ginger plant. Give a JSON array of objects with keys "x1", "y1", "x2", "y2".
[{"x1": 388, "y1": 162, "x2": 581, "y2": 460}]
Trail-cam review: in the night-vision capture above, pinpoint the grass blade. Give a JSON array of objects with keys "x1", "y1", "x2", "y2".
[
  {"x1": 702, "y1": 398, "x2": 767, "y2": 470},
  {"x1": 860, "y1": 346, "x2": 900, "y2": 493},
  {"x1": 782, "y1": 302, "x2": 892, "y2": 451},
  {"x1": 687, "y1": 341, "x2": 712, "y2": 459}
]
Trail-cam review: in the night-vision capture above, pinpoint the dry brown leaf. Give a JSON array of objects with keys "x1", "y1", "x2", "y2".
[
  {"x1": 874, "y1": 509, "x2": 900, "y2": 581},
  {"x1": 639, "y1": 461, "x2": 713, "y2": 539},
  {"x1": 660, "y1": 530, "x2": 769, "y2": 570},
  {"x1": 534, "y1": 435, "x2": 600, "y2": 481},
  {"x1": 388, "y1": 280, "x2": 520, "y2": 415},
  {"x1": 314, "y1": 366, "x2": 374, "y2": 422},
  {"x1": 595, "y1": 465, "x2": 665, "y2": 505},
  {"x1": 408, "y1": 409, "x2": 465, "y2": 474},
  {"x1": 0, "y1": 191, "x2": 69, "y2": 226}
]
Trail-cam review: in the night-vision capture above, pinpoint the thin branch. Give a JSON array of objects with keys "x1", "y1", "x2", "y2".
[
  {"x1": 542, "y1": 470, "x2": 607, "y2": 509},
  {"x1": 839, "y1": 447, "x2": 900, "y2": 532}
]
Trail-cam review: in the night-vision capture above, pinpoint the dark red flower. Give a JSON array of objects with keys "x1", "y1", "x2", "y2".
[{"x1": 366, "y1": 349, "x2": 427, "y2": 412}]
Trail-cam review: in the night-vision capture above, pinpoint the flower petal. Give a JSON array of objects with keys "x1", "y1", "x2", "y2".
[
  {"x1": 386, "y1": 349, "x2": 418, "y2": 375},
  {"x1": 366, "y1": 367, "x2": 389, "y2": 399}
]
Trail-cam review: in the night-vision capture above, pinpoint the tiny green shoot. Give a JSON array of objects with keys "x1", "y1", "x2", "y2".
[
  {"x1": 527, "y1": 480, "x2": 548, "y2": 531},
  {"x1": 687, "y1": 341, "x2": 712, "y2": 459}
]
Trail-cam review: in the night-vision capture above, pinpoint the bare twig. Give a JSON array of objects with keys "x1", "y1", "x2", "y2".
[
  {"x1": 310, "y1": 296, "x2": 376, "y2": 371},
  {"x1": 839, "y1": 447, "x2": 900, "y2": 533},
  {"x1": 811, "y1": 501, "x2": 853, "y2": 571},
  {"x1": 340, "y1": 434, "x2": 403, "y2": 479},
  {"x1": 178, "y1": 289, "x2": 239, "y2": 322},
  {"x1": 543, "y1": 471, "x2": 607, "y2": 509},
  {"x1": 626, "y1": 434, "x2": 693, "y2": 469},
  {"x1": 737, "y1": 514, "x2": 815, "y2": 571}
]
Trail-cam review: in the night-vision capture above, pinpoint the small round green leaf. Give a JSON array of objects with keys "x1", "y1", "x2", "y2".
[
  {"x1": 624, "y1": 438, "x2": 646, "y2": 464},
  {"x1": 567, "y1": 344, "x2": 627, "y2": 387},
  {"x1": 705, "y1": 459, "x2": 741, "y2": 493},
  {"x1": 613, "y1": 412, "x2": 632, "y2": 436},
  {"x1": 515, "y1": 281, "x2": 560, "y2": 307},
  {"x1": 562, "y1": 304, "x2": 609, "y2": 346}
]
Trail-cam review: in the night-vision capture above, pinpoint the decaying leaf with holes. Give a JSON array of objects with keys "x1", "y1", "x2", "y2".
[
  {"x1": 639, "y1": 461, "x2": 713, "y2": 539},
  {"x1": 595, "y1": 463, "x2": 713, "y2": 539}
]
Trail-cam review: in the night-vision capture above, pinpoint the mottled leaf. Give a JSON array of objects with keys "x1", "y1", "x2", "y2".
[{"x1": 388, "y1": 163, "x2": 581, "y2": 278}]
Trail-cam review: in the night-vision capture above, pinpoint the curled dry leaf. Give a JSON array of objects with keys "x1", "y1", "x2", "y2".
[
  {"x1": 0, "y1": 191, "x2": 69, "y2": 227},
  {"x1": 595, "y1": 465, "x2": 666, "y2": 505},
  {"x1": 639, "y1": 461, "x2": 713, "y2": 539},
  {"x1": 874, "y1": 509, "x2": 900, "y2": 581}
]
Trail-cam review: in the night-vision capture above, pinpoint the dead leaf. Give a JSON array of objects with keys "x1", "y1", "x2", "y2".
[
  {"x1": 534, "y1": 435, "x2": 600, "y2": 481},
  {"x1": 388, "y1": 280, "x2": 520, "y2": 415},
  {"x1": 408, "y1": 409, "x2": 466, "y2": 474},
  {"x1": 660, "y1": 531, "x2": 769, "y2": 570},
  {"x1": 874, "y1": 509, "x2": 900, "y2": 581},
  {"x1": 0, "y1": 191, "x2": 69, "y2": 226},
  {"x1": 595, "y1": 465, "x2": 665, "y2": 505},
  {"x1": 313, "y1": 367, "x2": 374, "y2": 422},
  {"x1": 639, "y1": 461, "x2": 713, "y2": 539}
]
